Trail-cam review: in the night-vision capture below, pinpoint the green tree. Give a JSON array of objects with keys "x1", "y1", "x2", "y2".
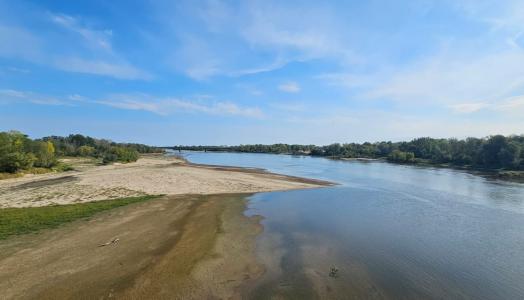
[
  {"x1": 33, "y1": 141, "x2": 57, "y2": 168},
  {"x1": 0, "y1": 131, "x2": 36, "y2": 172}
]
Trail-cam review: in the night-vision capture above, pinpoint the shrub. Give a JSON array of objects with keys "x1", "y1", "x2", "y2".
[{"x1": 77, "y1": 145, "x2": 96, "y2": 157}]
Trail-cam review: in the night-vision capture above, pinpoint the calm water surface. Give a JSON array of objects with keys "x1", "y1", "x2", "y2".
[{"x1": 182, "y1": 151, "x2": 524, "y2": 299}]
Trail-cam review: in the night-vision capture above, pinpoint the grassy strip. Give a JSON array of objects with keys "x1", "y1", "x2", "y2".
[{"x1": 0, "y1": 195, "x2": 161, "y2": 240}]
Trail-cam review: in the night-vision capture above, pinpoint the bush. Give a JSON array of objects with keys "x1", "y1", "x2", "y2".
[
  {"x1": 113, "y1": 146, "x2": 139, "y2": 163},
  {"x1": 53, "y1": 163, "x2": 75, "y2": 172},
  {"x1": 102, "y1": 152, "x2": 118, "y2": 164},
  {"x1": 1, "y1": 152, "x2": 35, "y2": 172},
  {"x1": 102, "y1": 147, "x2": 139, "y2": 164},
  {"x1": 77, "y1": 145, "x2": 96, "y2": 157}
]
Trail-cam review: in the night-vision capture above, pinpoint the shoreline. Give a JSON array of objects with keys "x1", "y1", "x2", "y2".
[{"x1": 183, "y1": 161, "x2": 334, "y2": 186}]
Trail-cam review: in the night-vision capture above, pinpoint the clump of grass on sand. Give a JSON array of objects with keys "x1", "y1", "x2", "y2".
[
  {"x1": 0, "y1": 172, "x2": 24, "y2": 180},
  {"x1": 0, "y1": 195, "x2": 161, "y2": 240}
]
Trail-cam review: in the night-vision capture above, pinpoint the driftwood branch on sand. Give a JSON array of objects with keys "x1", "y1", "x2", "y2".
[{"x1": 98, "y1": 238, "x2": 119, "y2": 247}]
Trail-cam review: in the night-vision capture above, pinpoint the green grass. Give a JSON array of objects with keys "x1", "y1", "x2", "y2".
[{"x1": 0, "y1": 195, "x2": 161, "y2": 240}]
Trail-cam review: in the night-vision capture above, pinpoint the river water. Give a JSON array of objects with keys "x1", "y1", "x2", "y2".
[{"x1": 181, "y1": 151, "x2": 524, "y2": 299}]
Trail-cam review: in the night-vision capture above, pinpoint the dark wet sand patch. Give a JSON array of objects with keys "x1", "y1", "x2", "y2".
[{"x1": 11, "y1": 175, "x2": 78, "y2": 190}]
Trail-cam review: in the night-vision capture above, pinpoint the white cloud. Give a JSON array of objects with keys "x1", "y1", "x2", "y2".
[
  {"x1": 496, "y1": 95, "x2": 524, "y2": 110},
  {"x1": 454, "y1": 0, "x2": 524, "y2": 33},
  {"x1": 6, "y1": 67, "x2": 30, "y2": 73},
  {"x1": 368, "y1": 50, "x2": 524, "y2": 104},
  {"x1": 95, "y1": 94, "x2": 264, "y2": 118},
  {"x1": 239, "y1": 1, "x2": 354, "y2": 63},
  {"x1": 449, "y1": 95, "x2": 524, "y2": 114},
  {"x1": 449, "y1": 102, "x2": 489, "y2": 113},
  {"x1": 0, "y1": 89, "x2": 264, "y2": 118},
  {"x1": 278, "y1": 82, "x2": 301, "y2": 93},
  {"x1": 492, "y1": 95, "x2": 524, "y2": 117},
  {"x1": 170, "y1": 35, "x2": 222, "y2": 80},
  {"x1": 319, "y1": 48, "x2": 524, "y2": 121},
  {"x1": 230, "y1": 57, "x2": 289, "y2": 77},
  {"x1": 54, "y1": 57, "x2": 152, "y2": 80},
  {"x1": 312, "y1": 1, "x2": 524, "y2": 126},
  {"x1": 0, "y1": 13, "x2": 150, "y2": 80},
  {"x1": 50, "y1": 13, "x2": 113, "y2": 52},
  {"x1": 0, "y1": 89, "x2": 71, "y2": 106},
  {"x1": 155, "y1": 1, "x2": 355, "y2": 79}
]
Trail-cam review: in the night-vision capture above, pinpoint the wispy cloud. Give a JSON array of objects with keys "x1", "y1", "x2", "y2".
[
  {"x1": 0, "y1": 89, "x2": 71, "y2": 106},
  {"x1": 367, "y1": 50, "x2": 524, "y2": 105},
  {"x1": 154, "y1": 1, "x2": 355, "y2": 80},
  {"x1": 0, "y1": 11, "x2": 150, "y2": 80},
  {"x1": 449, "y1": 102, "x2": 489, "y2": 113},
  {"x1": 6, "y1": 67, "x2": 31, "y2": 74},
  {"x1": 449, "y1": 95, "x2": 524, "y2": 116},
  {"x1": 496, "y1": 95, "x2": 524, "y2": 111},
  {"x1": 321, "y1": 48, "x2": 524, "y2": 118},
  {"x1": 278, "y1": 82, "x2": 301, "y2": 93},
  {"x1": 96, "y1": 94, "x2": 264, "y2": 118},
  {"x1": 54, "y1": 57, "x2": 152, "y2": 80},
  {"x1": 0, "y1": 89, "x2": 264, "y2": 119},
  {"x1": 50, "y1": 13, "x2": 113, "y2": 52},
  {"x1": 239, "y1": 1, "x2": 354, "y2": 63}
]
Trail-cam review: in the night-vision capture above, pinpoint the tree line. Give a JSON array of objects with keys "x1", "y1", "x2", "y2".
[
  {"x1": 175, "y1": 135, "x2": 524, "y2": 171},
  {"x1": 0, "y1": 131, "x2": 161, "y2": 173}
]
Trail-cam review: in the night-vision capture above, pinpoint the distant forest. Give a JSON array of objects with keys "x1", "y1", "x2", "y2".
[
  {"x1": 175, "y1": 135, "x2": 524, "y2": 171},
  {"x1": 0, "y1": 131, "x2": 161, "y2": 174}
]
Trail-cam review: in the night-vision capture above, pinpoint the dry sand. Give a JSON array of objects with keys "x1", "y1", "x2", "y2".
[{"x1": 0, "y1": 155, "x2": 329, "y2": 208}]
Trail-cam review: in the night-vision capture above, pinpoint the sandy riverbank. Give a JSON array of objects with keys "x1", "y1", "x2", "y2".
[
  {"x1": 0, "y1": 155, "x2": 330, "y2": 208},
  {"x1": 0, "y1": 155, "x2": 331, "y2": 299},
  {"x1": 0, "y1": 194, "x2": 266, "y2": 299}
]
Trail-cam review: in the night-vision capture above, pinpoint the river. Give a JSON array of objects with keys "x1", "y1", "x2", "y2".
[{"x1": 182, "y1": 151, "x2": 524, "y2": 299}]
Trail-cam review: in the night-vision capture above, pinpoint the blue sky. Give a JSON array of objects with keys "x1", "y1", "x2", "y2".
[{"x1": 1, "y1": 0, "x2": 524, "y2": 145}]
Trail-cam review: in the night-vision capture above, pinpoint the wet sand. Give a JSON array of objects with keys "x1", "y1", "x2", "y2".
[{"x1": 0, "y1": 194, "x2": 265, "y2": 299}]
